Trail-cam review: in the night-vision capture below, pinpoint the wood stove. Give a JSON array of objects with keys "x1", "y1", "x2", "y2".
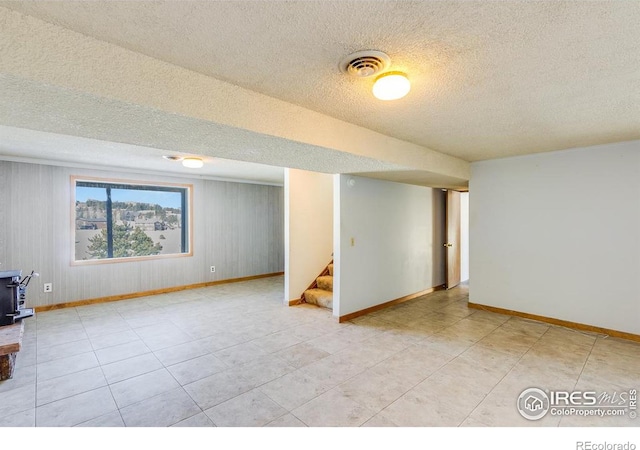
[{"x1": 0, "y1": 270, "x2": 35, "y2": 327}]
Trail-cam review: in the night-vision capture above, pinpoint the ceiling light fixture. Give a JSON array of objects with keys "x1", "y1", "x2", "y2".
[
  {"x1": 340, "y1": 50, "x2": 410, "y2": 101},
  {"x1": 372, "y1": 72, "x2": 411, "y2": 101},
  {"x1": 182, "y1": 157, "x2": 204, "y2": 168}
]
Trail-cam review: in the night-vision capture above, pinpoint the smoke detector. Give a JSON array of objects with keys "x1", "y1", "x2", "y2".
[{"x1": 339, "y1": 50, "x2": 391, "y2": 78}]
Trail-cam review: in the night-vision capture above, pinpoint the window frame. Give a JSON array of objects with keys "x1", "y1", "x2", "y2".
[{"x1": 71, "y1": 176, "x2": 193, "y2": 265}]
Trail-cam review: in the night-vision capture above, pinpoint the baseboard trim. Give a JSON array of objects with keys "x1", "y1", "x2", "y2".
[
  {"x1": 468, "y1": 302, "x2": 640, "y2": 343},
  {"x1": 288, "y1": 298, "x2": 303, "y2": 306},
  {"x1": 34, "y1": 272, "x2": 285, "y2": 312},
  {"x1": 338, "y1": 285, "x2": 445, "y2": 323}
]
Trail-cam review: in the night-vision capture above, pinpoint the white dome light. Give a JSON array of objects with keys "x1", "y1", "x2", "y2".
[
  {"x1": 372, "y1": 72, "x2": 411, "y2": 101},
  {"x1": 182, "y1": 157, "x2": 204, "y2": 168}
]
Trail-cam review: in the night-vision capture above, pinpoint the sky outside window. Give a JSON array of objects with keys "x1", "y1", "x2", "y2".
[{"x1": 76, "y1": 186, "x2": 182, "y2": 209}]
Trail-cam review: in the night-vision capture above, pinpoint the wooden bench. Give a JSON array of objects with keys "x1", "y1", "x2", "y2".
[{"x1": 0, "y1": 321, "x2": 24, "y2": 381}]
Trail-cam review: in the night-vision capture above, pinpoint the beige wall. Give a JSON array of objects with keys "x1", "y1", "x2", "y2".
[
  {"x1": 284, "y1": 169, "x2": 333, "y2": 303},
  {"x1": 0, "y1": 160, "x2": 284, "y2": 308}
]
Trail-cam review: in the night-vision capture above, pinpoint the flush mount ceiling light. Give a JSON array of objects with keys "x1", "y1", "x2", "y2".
[
  {"x1": 340, "y1": 50, "x2": 410, "y2": 100},
  {"x1": 372, "y1": 71, "x2": 411, "y2": 101},
  {"x1": 182, "y1": 157, "x2": 204, "y2": 168}
]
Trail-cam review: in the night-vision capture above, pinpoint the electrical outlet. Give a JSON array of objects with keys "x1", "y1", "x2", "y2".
[
  {"x1": 210, "y1": 266, "x2": 215, "y2": 273},
  {"x1": 43, "y1": 283, "x2": 53, "y2": 293}
]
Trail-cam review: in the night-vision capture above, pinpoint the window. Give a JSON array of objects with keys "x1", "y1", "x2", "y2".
[{"x1": 73, "y1": 178, "x2": 191, "y2": 263}]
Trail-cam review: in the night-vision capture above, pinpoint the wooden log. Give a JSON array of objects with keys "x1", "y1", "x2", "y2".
[
  {"x1": 0, "y1": 353, "x2": 16, "y2": 381},
  {"x1": 0, "y1": 322, "x2": 24, "y2": 380}
]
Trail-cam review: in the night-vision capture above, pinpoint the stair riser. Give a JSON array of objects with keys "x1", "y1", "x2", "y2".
[{"x1": 315, "y1": 297, "x2": 333, "y2": 309}]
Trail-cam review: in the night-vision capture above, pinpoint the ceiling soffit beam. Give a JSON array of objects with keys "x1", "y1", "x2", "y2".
[
  {"x1": 0, "y1": 7, "x2": 469, "y2": 181},
  {"x1": 0, "y1": 75, "x2": 412, "y2": 176}
]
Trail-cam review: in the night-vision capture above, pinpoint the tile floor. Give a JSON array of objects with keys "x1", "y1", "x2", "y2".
[{"x1": 0, "y1": 276, "x2": 638, "y2": 427}]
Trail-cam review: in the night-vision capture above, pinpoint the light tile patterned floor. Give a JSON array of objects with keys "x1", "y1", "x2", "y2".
[{"x1": 0, "y1": 276, "x2": 638, "y2": 427}]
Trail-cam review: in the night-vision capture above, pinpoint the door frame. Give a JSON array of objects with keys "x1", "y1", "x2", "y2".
[{"x1": 445, "y1": 190, "x2": 462, "y2": 289}]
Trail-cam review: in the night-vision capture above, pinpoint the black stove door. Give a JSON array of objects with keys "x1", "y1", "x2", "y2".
[{"x1": 0, "y1": 275, "x2": 19, "y2": 326}]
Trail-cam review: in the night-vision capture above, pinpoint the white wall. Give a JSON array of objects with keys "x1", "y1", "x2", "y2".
[
  {"x1": 334, "y1": 175, "x2": 446, "y2": 317},
  {"x1": 461, "y1": 192, "x2": 469, "y2": 282},
  {"x1": 470, "y1": 140, "x2": 640, "y2": 334},
  {"x1": 284, "y1": 169, "x2": 333, "y2": 303}
]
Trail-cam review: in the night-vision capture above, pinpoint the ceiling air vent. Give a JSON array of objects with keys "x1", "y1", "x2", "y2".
[
  {"x1": 162, "y1": 155, "x2": 183, "y2": 161},
  {"x1": 339, "y1": 50, "x2": 391, "y2": 78}
]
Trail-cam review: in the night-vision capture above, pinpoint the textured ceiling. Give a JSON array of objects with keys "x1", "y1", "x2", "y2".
[
  {"x1": 1, "y1": 0, "x2": 638, "y2": 162},
  {"x1": 3, "y1": 73, "x2": 467, "y2": 186},
  {"x1": 0, "y1": 125, "x2": 286, "y2": 186}
]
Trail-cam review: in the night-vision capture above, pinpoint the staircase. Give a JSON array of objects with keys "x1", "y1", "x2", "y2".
[{"x1": 302, "y1": 262, "x2": 333, "y2": 310}]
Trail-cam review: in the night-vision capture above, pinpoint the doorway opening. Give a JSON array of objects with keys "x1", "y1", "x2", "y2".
[{"x1": 445, "y1": 190, "x2": 469, "y2": 289}]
